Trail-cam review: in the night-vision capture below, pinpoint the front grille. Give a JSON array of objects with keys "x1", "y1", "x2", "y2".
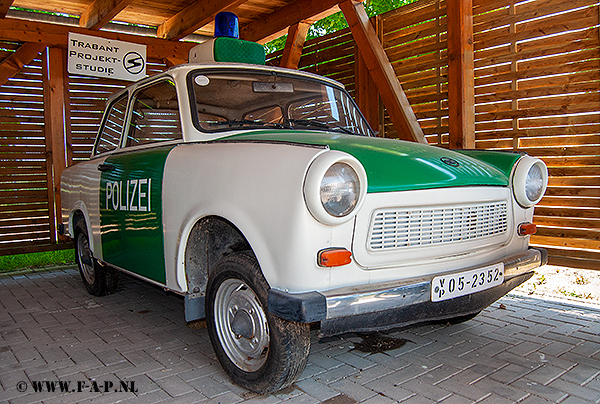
[{"x1": 368, "y1": 201, "x2": 508, "y2": 251}]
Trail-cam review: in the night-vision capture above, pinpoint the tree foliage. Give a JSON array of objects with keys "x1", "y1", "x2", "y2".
[{"x1": 264, "y1": 0, "x2": 417, "y2": 54}]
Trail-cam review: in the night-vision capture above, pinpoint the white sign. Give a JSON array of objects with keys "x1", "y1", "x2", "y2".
[{"x1": 68, "y1": 32, "x2": 147, "y2": 81}]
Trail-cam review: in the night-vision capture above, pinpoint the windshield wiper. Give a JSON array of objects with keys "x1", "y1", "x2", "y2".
[
  {"x1": 286, "y1": 119, "x2": 330, "y2": 129},
  {"x1": 209, "y1": 119, "x2": 287, "y2": 129},
  {"x1": 286, "y1": 118, "x2": 329, "y2": 128},
  {"x1": 286, "y1": 119, "x2": 362, "y2": 136},
  {"x1": 329, "y1": 126, "x2": 361, "y2": 136}
]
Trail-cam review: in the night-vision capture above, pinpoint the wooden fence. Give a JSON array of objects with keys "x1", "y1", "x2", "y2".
[
  {"x1": 1, "y1": 0, "x2": 598, "y2": 269},
  {"x1": 471, "y1": 0, "x2": 600, "y2": 270},
  {"x1": 0, "y1": 49, "x2": 166, "y2": 255},
  {"x1": 0, "y1": 44, "x2": 48, "y2": 255}
]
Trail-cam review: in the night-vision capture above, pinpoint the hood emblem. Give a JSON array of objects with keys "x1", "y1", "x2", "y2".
[{"x1": 440, "y1": 157, "x2": 460, "y2": 167}]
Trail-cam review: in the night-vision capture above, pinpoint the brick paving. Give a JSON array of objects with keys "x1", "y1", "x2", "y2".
[{"x1": 1, "y1": 268, "x2": 600, "y2": 404}]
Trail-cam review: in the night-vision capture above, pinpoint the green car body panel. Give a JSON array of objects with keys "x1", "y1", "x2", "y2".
[
  {"x1": 100, "y1": 146, "x2": 174, "y2": 283},
  {"x1": 452, "y1": 149, "x2": 522, "y2": 178},
  {"x1": 224, "y1": 131, "x2": 514, "y2": 193}
]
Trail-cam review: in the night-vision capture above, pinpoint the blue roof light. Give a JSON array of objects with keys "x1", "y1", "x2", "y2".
[{"x1": 214, "y1": 12, "x2": 239, "y2": 39}]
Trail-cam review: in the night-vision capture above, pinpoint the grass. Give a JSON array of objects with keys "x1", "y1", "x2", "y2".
[
  {"x1": 0, "y1": 249, "x2": 75, "y2": 274},
  {"x1": 536, "y1": 274, "x2": 546, "y2": 285},
  {"x1": 575, "y1": 274, "x2": 588, "y2": 285},
  {"x1": 558, "y1": 288, "x2": 593, "y2": 300}
]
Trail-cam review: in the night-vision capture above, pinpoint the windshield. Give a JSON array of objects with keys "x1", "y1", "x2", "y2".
[{"x1": 188, "y1": 70, "x2": 373, "y2": 136}]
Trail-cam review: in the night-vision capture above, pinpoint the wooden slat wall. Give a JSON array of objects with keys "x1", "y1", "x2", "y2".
[
  {"x1": 69, "y1": 76, "x2": 125, "y2": 163},
  {"x1": 0, "y1": 50, "x2": 168, "y2": 255},
  {"x1": 381, "y1": 0, "x2": 448, "y2": 143},
  {"x1": 267, "y1": 28, "x2": 358, "y2": 97},
  {"x1": 472, "y1": 0, "x2": 600, "y2": 270},
  {"x1": 69, "y1": 58, "x2": 167, "y2": 162},
  {"x1": 0, "y1": 44, "x2": 53, "y2": 254}
]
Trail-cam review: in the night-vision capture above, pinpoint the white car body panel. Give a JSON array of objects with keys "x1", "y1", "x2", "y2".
[
  {"x1": 61, "y1": 155, "x2": 107, "y2": 260},
  {"x1": 162, "y1": 142, "x2": 329, "y2": 293}
]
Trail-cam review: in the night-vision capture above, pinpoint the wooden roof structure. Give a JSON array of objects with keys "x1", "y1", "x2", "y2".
[
  {"x1": 1, "y1": 0, "x2": 347, "y2": 43},
  {"x1": 0, "y1": 0, "x2": 462, "y2": 145}
]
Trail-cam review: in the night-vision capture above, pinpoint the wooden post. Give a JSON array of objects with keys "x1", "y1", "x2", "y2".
[
  {"x1": 354, "y1": 15, "x2": 381, "y2": 135},
  {"x1": 340, "y1": 0, "x2": 426, "y2": 143},
  {"x1": 447, "y1": 0, "x2": 475, "y2": 149},
  {"x1": 280, "y1": 21, "x2": 310, "y2": 69},
  {"x1": 42, "y1": 47, "x2": 69, "y2": 243}
]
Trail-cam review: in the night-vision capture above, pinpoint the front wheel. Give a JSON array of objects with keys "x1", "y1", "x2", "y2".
[{"x1": 206, "y1": 252, "x2": 310, "y2": 394}]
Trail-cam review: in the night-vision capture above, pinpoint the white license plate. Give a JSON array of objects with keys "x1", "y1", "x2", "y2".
[{"x1": 431, "y1": 263, "x2": 505, "y2": 302}]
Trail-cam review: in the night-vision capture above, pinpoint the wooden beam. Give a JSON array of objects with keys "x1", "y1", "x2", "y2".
[
  {"x1": 280, "y1": 21, "x2": 310, "y2": 69},
  {"x1": 79, "y1": 0, "x2": 133, "y2": 30},
  {"x1": 0, "y1": 18, "x2": 196, "y2": 60},
  {"x1": 0, "y1": 42, "x2": 47, "y2": 86},
  {"x1": 42, "y1": 47, "x2": 69, "y2": 244},
  {"x1": 0, "y1": 0, "x2": 13, "y2": 19},
  {"x1": 241, "y1": 0, "x2": 341, "y2": 43},
  {"x1": 340, "y1": 0, "x2": 426, "y2": 143},
  {"x1": 157, "y1": 0, "x2": 246, "y2": 41},
  {"x1": 162, "y1": 56, "x2": 187, "y2": 68},
  {"x1": 447, "y1": 0, "x2": 475, "y2": 149}
]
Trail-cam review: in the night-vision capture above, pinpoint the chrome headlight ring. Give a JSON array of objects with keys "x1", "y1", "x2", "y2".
[
  {"x1": 304, "y1": 151, "x2": 368, "y2": 225},
  {"x1": 512, "y1": 156, "x2": 548, "y2": 208}
]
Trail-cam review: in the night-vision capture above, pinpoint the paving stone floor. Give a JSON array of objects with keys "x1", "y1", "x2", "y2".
[{"x1": 1, "y1": 267, "x2": 600, "y2": 404}]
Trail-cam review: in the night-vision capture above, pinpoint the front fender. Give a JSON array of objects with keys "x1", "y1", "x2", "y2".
[{"x1": 162, "y1": 142, "x2": 329, "y2": 293}]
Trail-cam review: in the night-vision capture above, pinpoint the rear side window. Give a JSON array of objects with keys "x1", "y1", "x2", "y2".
[
  {"x1": 125, "y1": 80, "x2": 182, "y2": 147},
  {"x1": 95, "y1": 94, "x2": 128, "y2": 155}
]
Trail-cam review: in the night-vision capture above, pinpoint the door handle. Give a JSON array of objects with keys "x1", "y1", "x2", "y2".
[{"x1": 97, "y1": 163, "x2": 114, "y2": 172}]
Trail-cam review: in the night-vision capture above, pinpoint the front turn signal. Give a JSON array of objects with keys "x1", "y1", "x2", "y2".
[
  {"x1": 518, "y1": 222, "x2": 537, "y2": 236},
  {"x1": 318, "y1": 248, "x2": 352, "y2": 267}
]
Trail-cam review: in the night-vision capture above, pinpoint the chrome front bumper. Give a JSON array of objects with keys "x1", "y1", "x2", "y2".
[{"x1": 267, "y1": 248, "x2": 546, "y2": 335}]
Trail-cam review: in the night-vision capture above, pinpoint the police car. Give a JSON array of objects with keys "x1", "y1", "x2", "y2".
[{"x1": 60, "y1": 27, "x2": 548, "y2": 394}]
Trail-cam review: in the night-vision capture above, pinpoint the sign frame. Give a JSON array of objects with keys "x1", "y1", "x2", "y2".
[{"x1": 68, "y1": 32, "x2": 147, "y2": 81}]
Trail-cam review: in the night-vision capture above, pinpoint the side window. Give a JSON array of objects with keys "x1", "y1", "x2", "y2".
[
  {"x1": 126, "y1": 80, "x2": 182, "y2": 147},
  {"x1": 95, "y1": 95, "x2": 128, "y2": 155}
]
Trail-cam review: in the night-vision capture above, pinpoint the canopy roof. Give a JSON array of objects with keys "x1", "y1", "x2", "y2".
[{"x1": 1, "y1": 0, "x2": 342, "y2": 43}]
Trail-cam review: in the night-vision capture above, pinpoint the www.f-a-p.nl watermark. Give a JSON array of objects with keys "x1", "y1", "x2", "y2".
[{"x1": 16, "y1": 379, "x2": 138, "y2": 394}]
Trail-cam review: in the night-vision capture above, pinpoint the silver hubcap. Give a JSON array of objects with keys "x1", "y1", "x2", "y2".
[
  {"x1": 214, "y1": 278, "x2": 269, "y2": 372},
  {"x1": 77, "y1": 232, "x2": 95, "y2": 285}
]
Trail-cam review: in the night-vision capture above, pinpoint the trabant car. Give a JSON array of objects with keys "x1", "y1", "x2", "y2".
[{"x1": 60, "y1": 37, "x2": 548, "y2": 394}]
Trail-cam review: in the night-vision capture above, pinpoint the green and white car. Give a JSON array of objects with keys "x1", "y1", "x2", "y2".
[{"x1": 60, "y1": 42, "x2": 548, "y2": 393}]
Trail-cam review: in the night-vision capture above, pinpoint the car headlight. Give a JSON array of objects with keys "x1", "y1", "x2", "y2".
[
  {"x1": 321, "y1": 163, "x2": 360, "y2": 217},
  {"x1": 304, "y1": 151, "x2": 367, "y2": 225},
  {"x1": 513, "y1": 156, "x2": 548, "y2": 208}
]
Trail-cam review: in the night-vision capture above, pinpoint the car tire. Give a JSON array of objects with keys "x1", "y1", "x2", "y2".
[
  {"x1": 206, "y1": 252, "x2": 310, "y2": 394},
  {"x1": 74, "y1": 218, "x2": 118, "y2": 296}
]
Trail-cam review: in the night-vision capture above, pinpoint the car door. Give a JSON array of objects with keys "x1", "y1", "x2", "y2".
[{"x1": 99, "y1": 79, "x2": 182, "y2": 284}]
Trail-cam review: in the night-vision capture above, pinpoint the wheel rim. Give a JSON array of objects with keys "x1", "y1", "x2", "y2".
[
  {"x1": 77, "y1": 232, "x2": 95, "y2": 285},
  {"x1": 214, "y1": 278, "x2": 270, "y2": 372}
]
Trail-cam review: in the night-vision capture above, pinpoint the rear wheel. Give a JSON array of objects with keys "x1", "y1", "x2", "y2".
[
  {"x1": 206, "y1": 252, "x2": 310, "y2": 394},
  {"x1": 74, "y1": 218, "x2": 118, "y2": 296}
]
